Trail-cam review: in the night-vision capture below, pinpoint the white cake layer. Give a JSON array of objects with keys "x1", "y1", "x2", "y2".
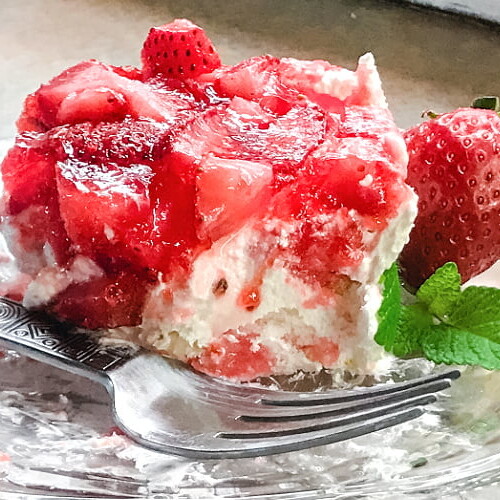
[{"x1": 108, "y1": 186, "x2": 416, "y2": 376}]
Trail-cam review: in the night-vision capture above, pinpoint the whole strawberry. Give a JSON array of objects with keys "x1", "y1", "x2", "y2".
[
  {"x1": 141, "y1": 19, "x2": 221, "y2": 79},
  {"x1": 400, "y1": 100, "x2": 500, "y2": 288}
]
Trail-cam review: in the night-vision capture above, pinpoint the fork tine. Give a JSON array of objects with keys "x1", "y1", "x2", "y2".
[
  {"x1": 189, "y1": 368, "x2": 460, "y2": 404},
  {"x1": 220, "y1": 393, "x2": 437, "y2": 437},
  {"x1": 238, "y1": 379, "x2": 450, "y2": 421},
  {"x1": 188, "y1": 369, "x2": 458, "y2": 412},
  {"x1": 259, "y1": 369, "x2": 461, "y2": 406},
  {"x1": 138, "y1": 406, "x2": 425, "y2": 459},
  {"x1": 230, "y1": 406, "x2": 425, "y2": 455}
]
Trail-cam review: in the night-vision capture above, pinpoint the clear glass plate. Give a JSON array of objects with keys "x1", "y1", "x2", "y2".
[
  {"x1": 1, "y1": 344, "x2": 500, "y2": 499},
  {"x1": 1, "y1": 1, "x2": 500, "y2": 498}
]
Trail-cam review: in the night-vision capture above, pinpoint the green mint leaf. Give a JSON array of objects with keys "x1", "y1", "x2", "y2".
[
  {"x1": 375, "y1": 261, "x2": 500, "y2": 371},
  {"x1": 416, "y1": 262, "x2": 461, "y2": 318},
  {"x1": 392, "y1": 303, "x2": 433, "y2": 357},
  {"x1": 421, "y1": 324, "x2": 500, "y2": 370},
  {"x1": 374, "y1": 263, "x2": 401, "y2": 351},
  {"x1": 448, "y1": 286, "x2": 500, "y2": 342}
]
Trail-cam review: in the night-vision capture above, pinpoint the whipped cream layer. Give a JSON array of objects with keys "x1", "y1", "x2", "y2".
[{"x1": 108, "y1": 185, "x2": 416, "y2": 377}]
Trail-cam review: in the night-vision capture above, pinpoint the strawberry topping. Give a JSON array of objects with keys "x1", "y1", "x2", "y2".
[{"x1": 1, "y1": 19, "x2": 414, "y2": 355}]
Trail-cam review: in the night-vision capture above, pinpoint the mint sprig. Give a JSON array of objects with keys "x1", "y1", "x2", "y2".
[{"x1": 375, "y1": 262, "x2": 500, "y2": 370}]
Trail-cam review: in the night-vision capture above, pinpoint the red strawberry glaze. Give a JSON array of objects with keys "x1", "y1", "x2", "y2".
[
  {"x1": 189, "y1": 332, "x2": 275, "y2": 380},
  {"x1": 1, "y1": 136, "x2": 72, "y2": 265}
]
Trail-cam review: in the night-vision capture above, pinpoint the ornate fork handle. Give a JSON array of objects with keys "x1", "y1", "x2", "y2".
[{"x1": 0, "y1": 297, "x2": 139, "y2": 383}]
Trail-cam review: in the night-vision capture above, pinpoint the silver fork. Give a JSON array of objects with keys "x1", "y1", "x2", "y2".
[{"x1": 0, "y1": 297, "x2": 459, "y2": 459}]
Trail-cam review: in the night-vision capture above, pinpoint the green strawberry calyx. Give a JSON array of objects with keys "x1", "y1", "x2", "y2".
[
  {"x1": 471, "y1": 95, "x2": 500, "y2": 112},
  {"x1": 375, "y1": 262, "x2": 500, "y2": 369},
  {"x1": 422, "y1": 96, "x2": 500, "y2": 121}
]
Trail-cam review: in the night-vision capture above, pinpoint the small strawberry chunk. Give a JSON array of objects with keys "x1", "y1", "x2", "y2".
[
  {"x1": 1, "y1": 136, "x2": 55, "y2": 215},
  {"x1": 50, "y1": 272, "x2": 151, "y2": 329},
  {"x1": 189, "y1": 331, "x2": 275, "y2": 380},
  {"x1": 141, "y1": 19, "x2": 221, "y2": 79},
  {"x1": 305, "y1": 136, "x2": 405, "y2": 222},
  {"x1": 56, "y1": 160, "x2": 154, "y2": 271},
  {"x1": 294, "y1": 337, "x2": 340, "y2": 366},
  {"x1": 30, "y1": 61, "x2": 131, "y2": 129},
  {"x1": 56, "y1": 88, "x2": 128, "y2": 125},
  {"x1": 16, "y1": 94, "x2": 44, "y2": 132},
  {"x1": 196, "y1": 156, "x2": 273, "y2": 241},
  {"x1": 213, "y1": 56, "x2": 281, "y2": 100}
]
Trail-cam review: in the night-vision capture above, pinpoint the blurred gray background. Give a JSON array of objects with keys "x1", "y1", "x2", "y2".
[
  {"x1": 408, "y1": 0, "x2": 500, "y2": 23},
  {"x1": 1, "y1": 0, "x2": 500, "y2": 139},
  {"x1": 0, "y1": 2, "x2": 499, "y2": 498}
]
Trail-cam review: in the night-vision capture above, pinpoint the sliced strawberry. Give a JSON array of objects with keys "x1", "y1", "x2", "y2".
[
  {"x1": 1, "y1": 135, "x2": 55, "y2": 215},
  {"x1": 56, "y1": 88, "x2": 128, "y2": 125},
  {"x1": 16, "y1": 94, "x2": 45, "y2": 132},
  {"x1": 28, "y1": 61, "x2": 130, "y2": 129},
  {"x1": 18, "y1": 60, "x2": 198, "y2": 131},
  {"x1": 289, "y1": 335, "x2": 340, "y2": 366},
  {"x1": 304, "y1": 136, "x2": 406, "y2": 222},
  {"x1": 196, "y1": 156, "x2": 273, "y2": 241},
  {"x1": 49, "y1": 272, "x2": 151, "y2": 329},
  {"x1": 122, "y1": 79, "x2": 198, "y2": 125},
  {"x1": 56, "y1": 159, "x2": 154, "y2": 272},
  {"x1": 171, "y1": 97, "x2": 325, "y2": 189},
  {"x1": 212, "y1": 56, "x2": 281, "y2": 100},
  {"x1": 141, "y1": 19, "x2": 221, "y2": 79},
  {"x1": 46, "y1": 119, "x2": 173, "y2": 167}
]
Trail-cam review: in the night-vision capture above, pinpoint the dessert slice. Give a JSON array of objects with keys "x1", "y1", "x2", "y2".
[{"x1": 0, "y1": 20, "x2": 417, "y2": 380}]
